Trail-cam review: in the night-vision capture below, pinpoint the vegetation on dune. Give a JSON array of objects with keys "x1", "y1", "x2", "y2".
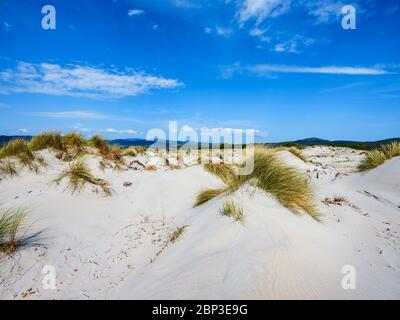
[
  {"x1": 242, "y1": 146, "x2": 320, "y2": 220},
  {"x1": 380, "y1": 141, "x2": 400, "y2": 159},
  {"x1": 0, "y1": 208, "x2": 29, "y2": 255},
  {"x1": 0, "y1": 139, "x2": 44, "y2": 172},
  {"x1": 221, "y1": 199, "x2": 244, "y2": 222},
  {"x1": 53, "y1": 159, "x2": 111, "y2": 196},
  {"x1": 29, "y1": 132, "x2": 64, "y2": 152},
  {"x1": 194, "y1": 188, "x2": 226, "y2": 207},
  {"x1": 204, "y1": 163, "x2": 237, "y2": 186},
  {"x1": 358, "y1": 142, "x2": 400, "y2": 172},
  {"x1": 196, "y1": 146, "x2": 320, "y2": 221},
  {"x1": 0, "y1": 159, "x2": 17, "y2": 177}
]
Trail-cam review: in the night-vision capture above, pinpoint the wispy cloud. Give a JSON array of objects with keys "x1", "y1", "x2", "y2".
[
  {"x1": 0, "y1": 102, "x2": 10, "y2": 108},
  {"x1": 247, "y1": 64, "x2": 394, "y2": 75},
  {"x1": 237, "y1": 0, "x2": 292, "y2": 26},
  {"x1": 222, "y1": 63, "x2": 395, "y2": 77},
  {"x1": 0, "y1": 62, "x2": 183, "y2": 99},
  {"x1": 128, "y1": 9, "x2": 145, "y2": 16},
  {"x1": 103, "y1": 128, "x2": 138, "y2": 134},
  {"x1": 32, "y1": 111, "x2": 112, "y2": 120}
]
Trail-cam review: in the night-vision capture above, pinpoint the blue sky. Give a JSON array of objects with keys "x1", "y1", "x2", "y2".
[{"x1": 0, "y1": 0, "x2": 399, "y2": 142}]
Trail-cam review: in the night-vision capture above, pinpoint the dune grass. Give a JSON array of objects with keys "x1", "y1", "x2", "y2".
[
  {"x1": 287, "y1": 146, "x2": 308, "y2": 162},
  {"x1": 0, "y1": 139, "x2": 44, "y2": 172},
  {"x1": 53, "y1": 159, "x2": 111, "y2": 196},
  {"x1": 29, "y1": 132, "x2": 64, "y2": 152},
  {"x1": 0, "y1": 159, "x2": 17, "y2": 177},
  {"x1": 196, "y1": 146, "x2": 320, "y2": 221},
  {"x1": 63, "y1": 132, "x2": 85, "y2": 150},
  {"x1": 194, "y1": 188, "x2": 226, "y2": 207},
  {"x1": 380, "y1": 142, "x2": 400, "y2": 159},
  {"x1": 221, "y1": 199, "x2": 244, "y2": 222},
  {"x1": 358, "y1": 142, "x2": 400, "y2": 172},
  {"x1": 243, "y1": 146, "x2": 320, "y2": 220},
  {"x1": 0, "y1": 208, "x2": 29, "y2": 255},
  {"x1": 204, "y1": 163, "x2": 237, "y2": 185}
]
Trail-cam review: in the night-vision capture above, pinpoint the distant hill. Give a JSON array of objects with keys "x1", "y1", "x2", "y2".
[
  {"x1": 1, "y1": 135, "x2": 399, "y2": 150},
  {"x1": 0, "y1": 135, "x2": 32, "y2": 146},
  {"x1": 273, "y1": 137, "x2": 400, "y2": 149}
]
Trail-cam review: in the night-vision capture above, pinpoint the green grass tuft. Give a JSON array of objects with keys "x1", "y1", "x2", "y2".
[
  {"x1": 53, "y1": 159, "x2": 111, "y2": 196},
  {"x1": 243, "y1": 146, "x2": 320, "y2": 220},
  {"x1": 0, "y1": 208, "x2": 29, "y2": 255},
  {"x1": 221, "y1": 199, "x2": 244, "y2": 222},
  {"x1": 29, "y1": 132, "x2": 64, "y2": 152},
  {"x1": 358, "y1": 142, "x2": 400, "y2": 172},
  {"x1": 0, "y1": 159, "x2": 17, "y2": 177},
  {"x1": 194, "y1": 188, "x2": 226, "y2": 207}
]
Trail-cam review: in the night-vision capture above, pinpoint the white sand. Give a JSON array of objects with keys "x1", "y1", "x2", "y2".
[{"x1": 0, "y1": 147, "x2": 399, "y2": 299}]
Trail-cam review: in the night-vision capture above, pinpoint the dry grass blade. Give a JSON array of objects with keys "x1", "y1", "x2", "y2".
[
  {"x1": 29, "y1": 132, "x2": 64, "y2": 151},
  {"x1": 244, "y1": 146, "x2": 320, "y2": 221},
  {"x1": 53, "y1": 160, "x2": 111, "y2": 196},
  {"x1": 221, "y1": 199, "x2": 244, "y2": 222},
  {"x1": 0, "y1": 159, "x2": 17, "y2": 177},
  {"x1": 194, "y1": 188, "x2": 226, "y2": 207},
  {"x1": 0, "y1": 208, "x2": 29, "y2": 255},
  {"x1": 358, "y1": 149, "x2": 387, "y2": 172},
  {"x1": 169, "y1": 225, "x2": 188, "y2": 244}
]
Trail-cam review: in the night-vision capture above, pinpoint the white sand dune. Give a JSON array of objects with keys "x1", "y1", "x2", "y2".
[{"x1": 0, "y1": 147, "x2": 399, "y2": 299}]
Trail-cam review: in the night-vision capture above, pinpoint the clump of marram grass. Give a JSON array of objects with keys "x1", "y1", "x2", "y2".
[
  {"x1": 242, "y1": 147, "x2": 320, "y2": 220},
  {"x1": 29, "y1": 132, "x2": 64, "y2": 152},
  {"x1": 221, "y1": 199, "x2": 244, "y2": 222},
  {"x1": 195, "y1": 146, "x2": 320, "y2": 221},
  {"x1": 194, "y1": 188, "x2": 226, "y2": 207},
  {"x1": 204, "y1": 163, "x2": 237, "y2": 186},
  {"x1": 52, "y1": 159, "x2": 111, "y2": 196},
  {"x1": 123, "y1": 146, "x2": 147, "y2": 157},
  {"x1": 380, "y1": 141, "x2": 400, "y2": 159},
  {"x1": 287, "y1": 147, "x2": 308, "y2": 162},
  {"x1": 0, "y1": 159, "x2": 17, "y2": 177},
  {"x1": 0, "y1": 139, "x2": 44, "y2": 172},
  {"x1": 0, "y1": 208, "x2": 29, "y2": 255},
  {"x1": 358, "y1": 141, "x2": 400, "y2": 171},
  {"x1": 0, "y1": 139, "x2": 32, "y2": 159},
  {"x1": 63, "y1": 132, "x2": 86, "y2": 150},
  {"x1": 88, "y1": 134, "x2": 106, "y2": 149}
]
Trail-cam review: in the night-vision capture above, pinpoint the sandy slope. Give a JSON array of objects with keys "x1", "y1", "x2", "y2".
[{"x1": 0, "y1": 147, "x2": 399, "y2": 299}]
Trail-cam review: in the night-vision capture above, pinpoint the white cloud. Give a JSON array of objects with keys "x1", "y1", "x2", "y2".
[
  {"x1": 152, "y1": 24, "x2": 160, "y2": 31},
  {"x1": 222, "y1": 63, "x2": 394, "y2": 77},
  {"x1": 33, "y1": 111, "x2": 111, "y2": 120},
  {"x1": 128, "y1": 9, "x2": 145, "y2": 16},
  {"x1": 104, "y1": 128, "x2": 138, "y2": 134},
  {"x1": 237, "y1": 0, "x2": 292, "y2": 25},
  {"x1": 273, "y1": 34, "x2": 316, "y2": 53},
  {"x1": 204, "y1": 27, "x2": 212, "y2": 34},
  {"x1": 18, "y1": 128, "x2": 28, "y2": 133},
  {"x1": 248, "y1": 64, "x2": 393, "y2": 75},
  {"x1": 302, "y1": 0, "x2": 345, "y2": 24},
  {"x1": 0, "y1": 62, "x2": 183, "y2": 99}
]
